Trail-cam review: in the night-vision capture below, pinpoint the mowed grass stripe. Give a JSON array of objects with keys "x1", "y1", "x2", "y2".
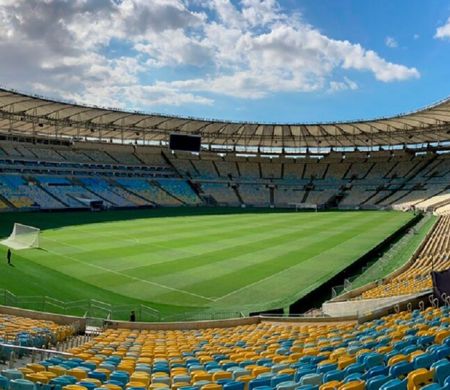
[
  {"x1": 47, "y1": 211, "x2": 296, "y2": 243},
  {"x1": 39, "y1": 212, "x2": 356, "y2": 271},
  {"x1": 216, "y1": 213, "x2": 411, "y2": 306},
  {"x1": 151, "y1": 213, "x2": 394, "y2": 291},
  {"x1": 159, "y1": 212, "x2": 397, "y2": 298},
  {"x1": 41, "y1": 212, "x2": 305, "y2": 258},
  {"x1": 121, "y1": 212, "x2": 359, "y2": 281}
]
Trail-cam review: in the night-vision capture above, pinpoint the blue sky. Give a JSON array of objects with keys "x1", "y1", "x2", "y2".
[{"x1": 0, "y1": 0, "x2": 449, "y2": 123}]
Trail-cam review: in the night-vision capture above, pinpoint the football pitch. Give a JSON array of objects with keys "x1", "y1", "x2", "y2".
[{"x1": 0, "y1": 208, "x2": 413, "y2": 320}]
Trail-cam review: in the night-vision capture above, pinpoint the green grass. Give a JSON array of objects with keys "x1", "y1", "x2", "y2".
[
  {"x1": 350, "y1": 213, "x2": 437, "y2": 290},
  {"x1": 0, "y1": 208, "x2": 413, "y2": 319}
]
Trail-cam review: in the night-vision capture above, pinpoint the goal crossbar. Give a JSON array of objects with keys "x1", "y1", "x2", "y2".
[{"x1": 0, "y1": 223, "x2": 40, "y2": 250}]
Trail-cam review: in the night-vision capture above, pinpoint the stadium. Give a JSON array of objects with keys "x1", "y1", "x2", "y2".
[{"x1": 1, "y1": 1, "x2": 450, "y2": 390}]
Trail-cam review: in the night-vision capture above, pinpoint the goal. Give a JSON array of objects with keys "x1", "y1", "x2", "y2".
[{"x1": 0, "y1": 223, "x2": 40, "y2": 250}]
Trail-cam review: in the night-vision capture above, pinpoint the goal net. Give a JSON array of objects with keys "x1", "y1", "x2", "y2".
[{"x1": 0, "y1": 223, "x2": 40, "y2": 250}]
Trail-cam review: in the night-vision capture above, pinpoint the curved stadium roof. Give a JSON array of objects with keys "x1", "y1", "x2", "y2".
[{"x1": 0, "y1": 88, "x2": 449, "y2": 149}]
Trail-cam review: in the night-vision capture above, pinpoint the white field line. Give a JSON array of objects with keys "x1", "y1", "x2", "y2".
[
  {"x1": 59, "y1": 225, "x2": 198, "y2": 256},
  {"x1": 42, "y1": 237, "x2": 214, "y2": 302}
]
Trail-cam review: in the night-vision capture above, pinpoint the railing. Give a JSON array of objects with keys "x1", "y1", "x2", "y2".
[
  {"x1": 0, "y1": 289, "x2": 247, "y2": 322},
  {"x1": 0, "y1": 289, "x2": 161, "y2": 322}
]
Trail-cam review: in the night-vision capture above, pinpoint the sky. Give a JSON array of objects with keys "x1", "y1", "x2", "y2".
[{"x1": 0, "y1": 0, "x2": 449, "y2": 123}]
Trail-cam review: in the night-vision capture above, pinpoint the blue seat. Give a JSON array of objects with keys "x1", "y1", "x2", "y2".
[
  {"x1": 179, "y1": 387, "x2": 200, "y2": 390},
  {"x1": 104, "y1": 380, "x2": 125, "y2": 389},
  {"x1": 344, "y1": 373, "x2": 363, "y2": 383},
  {"x1": 300, "y1": 373, "x2": 322, "y2": 386},
  {"x1": 323, "y1": 370, "x2": 344, "y2": 383},
  {"x1": 1, "y1": 371, "x2": 22, "y2": 381},
  {"x1": 344, "y1": 363, "x2": 365, "y2": 376},
  {"x1": 216, "y1": 379, "x2": 233, "y2": 386},
  {"x1": 249, "y1": 378, "x2": 271, "y2": 390},
  {"x1": 80, "y1": 362, "x2": 96, "y2": 371},
  {"x1": 364, "y1": 353, "x2": 385, "y2": 369},
  {"x1": 317, "y1": 364, "x2": 337, "y2": 374},
  {"x1": 434, "y1": 361, "x2": 450, "y2": 386},
  {"x1": 9, "y1": 379, "x2": 35, "y2": 390},
  {"x1": 295, "y1": 369, "x2": 315, "y2": 383},
  {"x1": 389, "y1": 362, "x2": 414, "y2": 379},
  {"x1": 366, "y1": 366, "x2": 389, "y2": 379},
  {"x1": 223, "y1": 382, "x2": 245, "y2": 390},
  {"x1": 0, "y1": 375, "x2": 9, "y2": 390},
  {"x1": 421, "y1": 385, "x2": 442, "y2": 390},
  {"x1": 413, "y1": 353, "x2": 435, "y2": 369},
  {"x1": 418, "y1": 336, "x2": 435, "y2": 348},
  {"x1": 88, "y1": 372, "x2": 107, "y2": 382},
  {"x1": 379, "y1": 379, "x2": 407, "y2": 390},
  {"x1": 295, "y1": 385, "x2": 319, "y2": 390},
  {"x1": 271, "y1": 375, "x2": 294, "y2": 387},
  {"x1": 78, "y1": 381, "x2": 97, "y2": 390},
  {"x1": 109, "y1": 372, "x2": 129, "y2": 386},
  {"x1": 435, "y1": 346, "x2": 450, "y2": 360},
  {"x1": 366, "y1": 375, "x2": 392, "y2": 390},
  {"x1": 276, "y1": 381, "x2": 297, "y2": 390}
]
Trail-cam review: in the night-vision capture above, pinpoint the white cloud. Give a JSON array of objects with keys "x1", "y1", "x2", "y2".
[
  {"x1": 413, "y1": 34, "x2": 420, "y2": 40},
  {"x1": 435, "y1": 17, "x2": 450, "y2": 39},
  {"x1": 0, "y1": 0, "x2": 421, "y2": 109},
  {"x1": 385, "y1": 36, "x2": 398, "y2": 48},
  {"x1": 329, "y1": 77, "x2": 358, "y2": 93}
]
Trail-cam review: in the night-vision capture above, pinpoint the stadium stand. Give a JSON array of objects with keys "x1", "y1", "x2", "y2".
[
  {"x1": 0, "y1": 305, "x2": 448, "y2": 390},
  {"x1": 113, "y1": 179, "x2": 159, "y2": 207},
  {"x1": 78, "y1": 178, "x2": 135, "y2": 208},
  {"x1": 0, "y1": 313, "x2": 74, "y2": 345},
  {"x1": 36, "y1": 176, "x2": 102, "y2": 208},
  {"x1": 156, "y1": 179, "x2": 201, "y2": 205},
  {"x1": 199, "y1": 183, "x2": 240, "y2": 206},
  {"x1": 3, "y1": 141, "x2": 450, "y2": 212},
  {"x1": 361, "y1": 216, "x2": 450, "y2": 299}
]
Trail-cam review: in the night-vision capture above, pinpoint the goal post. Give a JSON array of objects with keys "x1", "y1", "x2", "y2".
[{"x1": 0, "y1": 223, "x2": 40, "y2": 250}]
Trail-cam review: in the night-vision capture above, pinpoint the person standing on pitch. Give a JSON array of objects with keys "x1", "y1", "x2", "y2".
[{"x1": 7, "y1": 248, "x2": 11, "y2": 265}]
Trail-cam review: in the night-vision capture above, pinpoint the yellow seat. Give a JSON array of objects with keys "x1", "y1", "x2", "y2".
[
  {"x1": 338, "y1": 356, "x2": 356, "y2": 370},
  {"x1": 27, "y1": 364, "x2": 46, "y2": 373},
  {"x1": 68, "y1": 368, "x2": 88, "y2": 381},
  {"x1": 192, "y1": 373, "x2": 212, "y2": 382},
  {"x1": 320, "y1": 381, "x2": 342, "y2": 390},
  {"x1": 48, "y1": 366, "x2": 67, "y2": 376},
  {"x1": 83, "y1": 378, "x2": 102, "y2": 387},
  {"x1": 39, "y1": 371, "x2": 57, "y2": 380},
  {"x1": 407, "y1": 368, "x2": 433, "y2": 390},
  {"x1": 26, "y1": 373, "x2": 49, "y2": 384},
  {"x1": 126, "y1": 382, "x2": 147, "y2": 389},
  {"x1": 212, "y1": 372, "x2": 232, "y2": 381},
  {"x1": 101, "y1": 385, "x2": 122, "y2": 390},
  {"x1": 338, "y1": 381, "x2": 365, "y2": 390},
  {"x1": 201, "y1": 385, "x2": 222, "y2": 390},
  {"x1": 63, "y1": 386, "x2": 88, "y2": 390},
  {"x1": 278, "y1": 368, "x2": 295, "y2": 375},
  {"x1": 388, "y1": 354, "x2": 408, "y2": 366},
  {"x1": 148, "y1": 384, "x2": 169, "y2": 390},
  {"x1": 172, "y1": 383, "x2": 191, "y2": 390}
]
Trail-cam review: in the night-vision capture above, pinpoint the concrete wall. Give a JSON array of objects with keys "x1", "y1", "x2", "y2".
[
  {"x1": 106, "y1": 316, "x2": 259, "y2": 330},
  {"x1": 322, "y1": 292, "x2": 430, "y2": 317}
]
